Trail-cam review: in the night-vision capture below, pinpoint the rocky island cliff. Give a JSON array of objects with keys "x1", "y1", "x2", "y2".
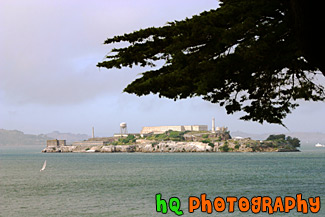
[{"x1": 42, "y1": 131, "x2": 300, "y2": 153}]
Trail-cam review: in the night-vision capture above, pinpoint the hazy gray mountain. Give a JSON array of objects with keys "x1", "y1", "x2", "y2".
[
  {"x1": 45, "y1": 131, "x2": 89, "y2": 144},
  {"x1": 0, "y1": 129, "x2": 89, "y2": 146},
  {"x1": 0, "y1": 129, "x2": 52, "y2": 146}
]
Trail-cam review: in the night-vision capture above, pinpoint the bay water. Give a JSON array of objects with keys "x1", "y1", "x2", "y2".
[{"x1": 1, "y1": 146, "x2": 324, "y2": 216}]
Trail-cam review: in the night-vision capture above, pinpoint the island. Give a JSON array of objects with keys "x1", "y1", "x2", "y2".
[{"x1": 42, "y1": 124, "x2": 300, "y2": 153}]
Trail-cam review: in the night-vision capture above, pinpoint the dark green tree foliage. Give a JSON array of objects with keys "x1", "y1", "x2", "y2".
[
  {"x1": 266, "y1": 134, "x2": 286, "y2": 141},
  {"x1": 286, "y1": 136, "x2": 300, "y2": 148},
  {"x1": 118, "y1": 134, "x2": 136, "y2": 144},
  {"x1": 98, "y1": 0, "x2": 325, "y2": 125},
  {"x1": 219, "y1": 144, "x2": 229, "y2": 152},
  {"x1": 266, "y1": 134, "x2": 300, "y2": 148},
  {"x1": 289, "y1": 0, "x2": 325, "y2": 74}
]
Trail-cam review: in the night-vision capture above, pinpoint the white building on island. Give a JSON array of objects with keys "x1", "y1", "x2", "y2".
[{"x1": 140, "y1": 125, "x2": 208, "y2": 135}]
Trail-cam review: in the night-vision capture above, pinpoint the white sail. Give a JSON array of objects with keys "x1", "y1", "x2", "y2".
[{"x1": 40, "y1": 160, "x2": 46, "y2": 171}]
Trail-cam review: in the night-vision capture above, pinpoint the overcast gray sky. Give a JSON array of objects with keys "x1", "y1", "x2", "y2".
[{"x1": 1, "y1": 0, "x2": 325, "y2": 136}]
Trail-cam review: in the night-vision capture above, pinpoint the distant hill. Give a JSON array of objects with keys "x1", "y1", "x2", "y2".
[
  {"x1": 0, "y1": 129, "x2": 89, "y2": 146},
  {"x1": 45, "y1": 131, "x2": 89, "y2": 144},
  {"x1": 0, "y1": 129, "x2": 52, "y2": 146}
]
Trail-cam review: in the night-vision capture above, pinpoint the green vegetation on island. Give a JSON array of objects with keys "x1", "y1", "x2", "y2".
[
  {"x1": 106, "y1": 131, "x2": 300, "y2": 152},
  {"x1": 43, "y1": 129, "x2": 301, "y2": 153},
  {"x1": 111, "y1": 135, "x2": 137, "y2": 146}
]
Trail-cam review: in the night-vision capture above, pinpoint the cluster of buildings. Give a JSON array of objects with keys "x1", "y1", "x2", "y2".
[
  {"x1": 140, "y1": 125, "x2": 208, "y2": 135},
  {"x1": 121, "y1": 117, "x2": 227, "y2": 136},
  {"x1": 46, "y1": 118, "x2": 229, "y2": 148}
]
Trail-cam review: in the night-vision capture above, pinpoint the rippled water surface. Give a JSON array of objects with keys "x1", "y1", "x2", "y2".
[{"x1": 1, "y1": 146, "x2": 324, "y2": 216}]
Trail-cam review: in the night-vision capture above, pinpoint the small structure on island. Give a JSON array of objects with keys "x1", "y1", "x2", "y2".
[
  {"x1": 43, "y1": 139, "x2": 67, "y2": 152},
  {"x1": 120, "y1": 122, "x2": 128, "y2": 135},
  {"x1": 114, "y1": 122, "x2": 129, "y2": 137},
  {"x1": 47, "y1": 139, "x2": 66, "y2": 148},
  {"x1": 216, "y1": 126, "x2": 228, "y2": 133}
]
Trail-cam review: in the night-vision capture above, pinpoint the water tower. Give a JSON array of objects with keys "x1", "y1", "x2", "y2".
[{"x1": 120, "y1": 122, "x2": 128, "y2": 136}]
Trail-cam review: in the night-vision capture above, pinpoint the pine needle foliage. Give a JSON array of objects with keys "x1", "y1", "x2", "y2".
[{"x1": 98, "y1": 0, "x2": 325, "y2": 125}]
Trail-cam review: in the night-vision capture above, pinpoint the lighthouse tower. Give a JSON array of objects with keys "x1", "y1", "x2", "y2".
[{"x1": 212, "y1": 117, "x2": 216, "y2": 133}]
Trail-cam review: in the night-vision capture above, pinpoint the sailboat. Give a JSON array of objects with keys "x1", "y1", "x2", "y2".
[{"x1": 40, "y1": 160, "x2": 47, "y2": 172}]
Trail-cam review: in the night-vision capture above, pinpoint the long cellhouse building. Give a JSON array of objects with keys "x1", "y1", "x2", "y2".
[{"x1": 140, "y1": 125, "x2": 208, "y2": 135}]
